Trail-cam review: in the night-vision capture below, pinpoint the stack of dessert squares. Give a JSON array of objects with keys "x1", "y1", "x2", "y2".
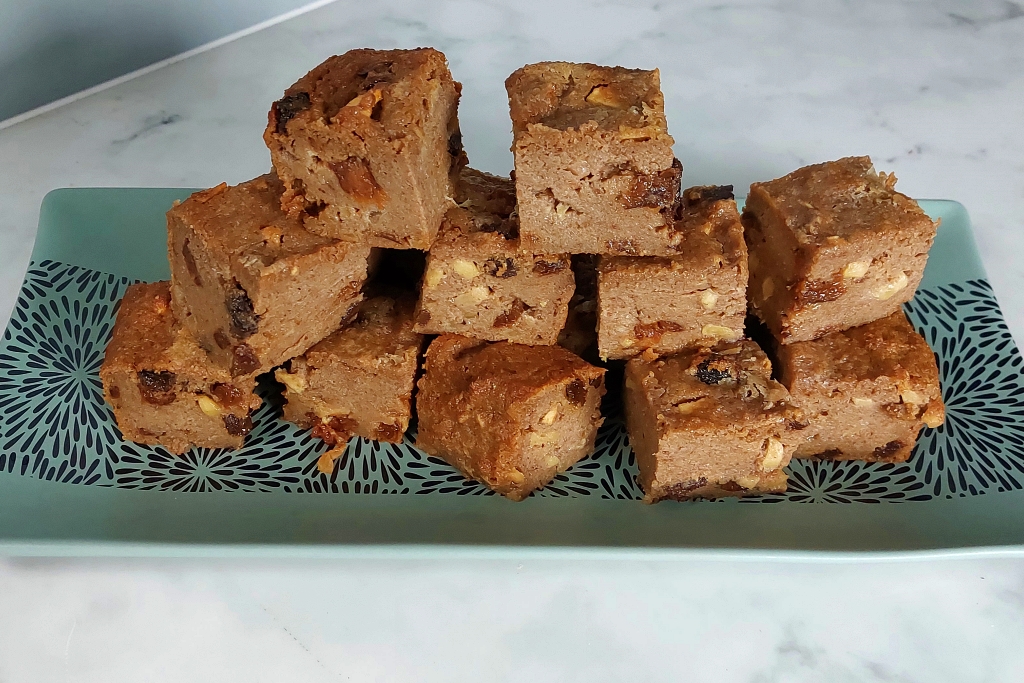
[{"x1": 100, "y1": 47, "x2": 946, "y2": 503}]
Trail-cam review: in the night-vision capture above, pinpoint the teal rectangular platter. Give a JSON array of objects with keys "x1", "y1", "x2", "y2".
[{"x1": 1, "y1": 189, "x2": 1022, "y2": 559}]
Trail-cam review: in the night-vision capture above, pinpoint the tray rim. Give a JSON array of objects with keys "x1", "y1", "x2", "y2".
[{"x1": 2, "y1": 189, "x2": 1022, "y2": 559}]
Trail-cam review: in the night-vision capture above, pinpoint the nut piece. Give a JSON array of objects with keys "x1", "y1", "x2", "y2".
[
  {"x1": 842, "y1": 260, "x2": 871, "y2": 280},
  {"x1": 529, "y1": 431, "x2": 557, "y2": 446},
  {"x1": 276, "y1": 369, "x2": 307, "y2": 394},
  {"x1": 702, "y1": 324, "x2": 740, "y2": 340},
  {"x1": 453, "y1": 286, "x2": 490, "y2": 310},
  {"x1": 585, "y1": 84, "x2": 627, "y2": 108},
  {"x1": 761, "y1": 277, "x2": 774, "y2": 299},
  {"x1": 424, "y1": 265, "x2": 446, "y2": 288},
  {"x1": 545, "y1": 455, "x2": 561, "y2": 469},
  {"x1": 735, "y1": 474, "x2": 761, "y2": 490},
  {"x1": 197, "y1": 395, "x2": 222, "y2": 418},
  {"x1": 761, "y1": 437, "x2": 785, "y2": 471},
  {"x1": 508, "y1": 469, "x2": 527, "y2": 485},
  {"x1": 700, "y1": 289, "x2": 719, "y2": 310},
  {"x1": 541, "y1": 407, "x2": 559, "y2": 425},
  {"x1": 330, "y1": 157, "x2": 387, "y2": 207},
  {"x1": 900, "y1": 388, "x2": 926, "y2": 405},
  {"x1": 343, "y1": 87, "x2": 383, "y2": 116},
  {"x1": 555, "y1": 201, "x2": 570, "y2": 216},
  {"x1": 260, "y1": 225, "x2": 283, "y2": 246},
  {"x1": 873, "y1": 272, "x2": 909, "y2": 300},
  {"x1": 317, "y1": 446, "x2": 346, "y2": 475},
  {"x1": 674, "y1": 398, "x2": 707, "y2": 415},
  {"x1": 452, "y1": 259, "x2": 481, "y2": 279},
  {"x1": 851, "y1": 397, "x2": 875, "y2": 408}
]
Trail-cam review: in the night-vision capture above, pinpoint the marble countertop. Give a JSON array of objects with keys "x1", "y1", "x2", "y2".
[{"x1": 2, "y1": 0, "x2": 1024, "y2": 679}]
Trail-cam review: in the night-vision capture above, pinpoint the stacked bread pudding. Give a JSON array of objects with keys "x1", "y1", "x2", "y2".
[{"x1": 100, "y1": 48, "x2": 945, "y2": 502}]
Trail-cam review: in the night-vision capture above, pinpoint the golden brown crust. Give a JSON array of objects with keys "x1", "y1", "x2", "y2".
[
  {"x1": 506, "y1": 61, "x2": 678, "y2": 256},
  {"x1": 749, "y1": 156, "x2": 934, "y2": 247},
  {"x1": 166, "y1": 173, "x2": 370, "y2": 378},
  {"x1": 745, "y1": 157, "x2": 939, "y2": 343},
  {"x1": 776, "y1": 310, "x2": 945, "y2": 461},
  {"x1": 624, "y1": 340, "x2": 805, "y2": 502},
  {"x1": 264, "y1": 48, "x2": 462, "y2": 250},
  {"x1": 100, "y1": 282, "x2": 260, "y2": 454},
  {"x1": 505, "y1": 62, "x2": 670, "y2": 141},
  {"x1": 105, "y1": 282, "x2": 229, "y2": 380},
  {"x1": 277, "y1": 294, "x2": 425, "y2": 446},
  {"x1": 416, "y1": 335, "x2": 606, "y2": 500},
  {"x1": 415, "y1": 167, "x2": 575, "y2": 345},
  {"x1": 596, "y1": 189, "x2": 748, "y2": 360},
  {"x1": 166, "y1": 173, "x2": 332, "y2": 268},
  {"x1": 271, "y1": 48, "x2": 454, "y2": 141}
]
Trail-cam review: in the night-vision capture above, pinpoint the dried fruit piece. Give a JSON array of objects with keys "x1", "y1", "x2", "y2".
[
  {"x1": 181, "y1": 239, "x2": 203, "y2": 287},
  {"x1": 213, "y1": 330, "x2": 232, "y2": 350},
  {"x1": 211, "y1": 383, "x2": 244, "y2": 407},
  {"x1": 873, "y1": 440, "x2": 904, "y2": 459},
  {"x1": 682, "y1": 184, "x2": 734, "y2": 206},
  {"x1": 483, "y1": 258, "x2": 517, "y2": 278},
  {"x1": 618, "y1": 160, "x2": 682, "y2": 209},
  {"x1": 565, "y1": 379, "x2": 587, "y2": 406},
  {"x1": 330, "y1": 157, "x2": 387, "y2": 207},
  {"x1": 533, "y1": 260, "x2": 567, "y2": 275},
  {"x1": 373, "y1": 423, "x2": 404, "y2": 442},
  {"x1": 223, "y1": 414, "x2": 253, "y2": 437},
  {"x1": 448, "y1": 130, "x2": 463, "y2": 159},
  {"x1": 138, "y1": 370, "x2": 176, "y2": 405},
  {"x1": 796, "y1": 277, "x2": 846, "y2": 305},
  {"x1": 231, "y1": 343, "x2": 260, "y2": 376},
  {"x1": 493, "y1": 298, "x2": 529, "y2": 328},
  {"x1": 633, "y1": 320, "x2": 684, "y2": 340},
  {"x1": 663, "y1": 477, "x2": 708, "y2": 500},
  {"x1": 272, "y1": 92, "x2": 311, "y2": 134},
  {"x1": 694, "y1": 357, "x2": 732, "y2": 385},
  {"x1": 226, "y1": 286, "x2": 259, "y2": 339}
]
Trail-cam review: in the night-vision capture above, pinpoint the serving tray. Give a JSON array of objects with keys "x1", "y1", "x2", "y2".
[{"x1": 1, "y1": 189, "x2": 1022, "y2": 558}]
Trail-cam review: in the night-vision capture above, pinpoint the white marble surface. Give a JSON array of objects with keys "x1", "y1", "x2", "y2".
[{"x1": 1, "y1": 0, "x2": 1024, "y2": 680}]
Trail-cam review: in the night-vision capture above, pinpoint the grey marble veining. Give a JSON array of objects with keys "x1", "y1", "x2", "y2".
[
  {"x1": 1, "y1": 1, "x2": 1023, "y2": 680},
  {"x1": 1, "y1": 0, "x2": 1022, "y2": 339},
  {"x1": 2, "y1": 556, "x2": 1024, "y2": 681}
]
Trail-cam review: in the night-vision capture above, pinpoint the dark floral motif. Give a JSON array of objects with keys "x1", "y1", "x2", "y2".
[
  {"x1": 109, "y1": 380, "x2": 314, "y2": 492},
  {"x1": 540, "y1": 419, "x2": 641, "y2": 499},
  {"x1": 750, "y1": 280, "x2": 1024, "y2": 504},
  {"x1": 2, "y1": 262, "x2": 1023, "y2": 504},
  {"x1": 0, "y1": 261, "x2": 131, "y2": 485}
]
